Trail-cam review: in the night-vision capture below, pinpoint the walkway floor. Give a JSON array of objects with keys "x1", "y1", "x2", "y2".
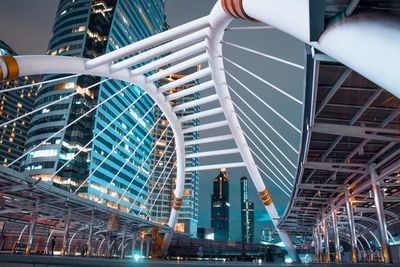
[{"x1": 0, "y1": 255, "x2": 399, "y2": 267}]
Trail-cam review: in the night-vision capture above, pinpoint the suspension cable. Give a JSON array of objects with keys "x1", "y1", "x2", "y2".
[
  {"x1": 7, "y1": 78, "x2": 114, "y2": 167},
  {"x1": 243, "y1": 129, "x2": 294, "y2": 187},
  {"x1": 243, "y1": 128, "x2": 294, "y2": 185},
  {"x1": 115, "y1": 123, "x2": 171, "y2": 206},
  {"x1": 74, "y1": 103, "x2": 157, "y2": 194},
  {"x1": 95, "y1": 114, "x2": 164, "y2": 201},
  {"x1": 223, "y1": 41, "x2": 304, "y2": 69},
  {"x1": 136, "y1": 149, "x2": 176, "y2": 216},
  {"x1": 226, "y1": 70, "x2": 301, "y2": 133},
  {"x1": 0, "y1": 74, "x2": 81, "y2": 94},
  {"x1": 50, "y1": 91, "x2": 148, "y2": 182},
  {"x1": 0, "y1": 78, "x2": 105, "y2": 129},
  {"x1": 257, "y1": 166, "x2": 291, "y2": 197},
  {"x1": 128, "y1": 133, "x2": 175, "y2": 213},
  {"x1": 229, "y1": 86, "x2": 298, "y2": 154},
  {"x1": 236, "y1": 112, "x2": 296, "y2": 175},
  {"x1": 224, "y1": 56, "x2": 303, "y2": 105},
  {"x1": 147, "y1": 161, "x2": 177, "y2": 216}
]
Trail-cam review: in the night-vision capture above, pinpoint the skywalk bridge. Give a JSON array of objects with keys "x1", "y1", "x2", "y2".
[{"x1": 0, "y1": 0, "x2": 399, "y2": 264}]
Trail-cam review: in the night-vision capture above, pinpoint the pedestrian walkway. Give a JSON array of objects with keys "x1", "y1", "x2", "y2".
[{"x1": 1, "y1": 255, "x2": 400, "y2": 267}]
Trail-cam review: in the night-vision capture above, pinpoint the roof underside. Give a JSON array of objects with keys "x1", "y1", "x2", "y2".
[{"x1": 279, "y1": 0, "x2": 400, "y2": 239}]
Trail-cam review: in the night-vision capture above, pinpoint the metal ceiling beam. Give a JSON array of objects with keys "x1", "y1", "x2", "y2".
[
  {"x1": 315, "y1": 68, "x2": 352, "y2": 116},
  {"x1": 305, "y1": 161, "x2": 366, "y2": 174},
  {"x1": 297, "y1": 183, "x2": 342, "y2": 192},
  {"x1": 312, "y1": 123, "x2": 400, "y2": 143},
  {"x1": 345, "y1": 0, "x2": 361, "y2": 16}
]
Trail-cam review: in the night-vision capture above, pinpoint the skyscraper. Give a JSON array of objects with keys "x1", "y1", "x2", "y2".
[
  {"x1": 148, "y1": 67, "x2": 200, "y2": 236},
  {"x1": 0, "y1": 41, "x2": 38, "y2": 171},
  {"x1": 211, "y1": 168, "x2": 230, "y2": 241},
  {"x1": 240, "y1": 176, "x2": 254, "y2": 243},
  {"x1": 22, "y1": 0, "x2": 165, "y2": 214}
]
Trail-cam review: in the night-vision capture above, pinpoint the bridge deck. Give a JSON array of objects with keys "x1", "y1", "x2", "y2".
[{"x1": 0, "y1": 255, "x2": 399, "y2": 267}]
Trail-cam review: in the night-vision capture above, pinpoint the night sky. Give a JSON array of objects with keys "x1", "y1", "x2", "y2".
[{"x1": 0, "y1": 0, "x2": 305, "y2": 242}]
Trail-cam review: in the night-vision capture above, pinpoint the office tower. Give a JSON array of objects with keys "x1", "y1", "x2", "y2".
[
  {"x1": 211, "y1": 168, "x2": 230, "y2": 240},
  {"x1": 240, "y1": 176, "x2": 254, "y2": 243},
  {"x1": 0, "y1": 41, "x2": 38, "y2": 171},
  {"x1": 22, "y1": 0, "x2": 165, "y2": 214},
  {"x1": 149, "y1": 67, "x2": 200, "y2": 236}
]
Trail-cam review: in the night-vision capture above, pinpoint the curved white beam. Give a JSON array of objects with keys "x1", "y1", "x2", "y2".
[
  {"x1": 242, "y1": 0, "x2": 400, "y2": 99},
  {"x1": 207, "y1": 2, "x2": 300, "y2": 262},
  {"x1": 13, "y1": 55, "x2": 186, "y2": 249}
]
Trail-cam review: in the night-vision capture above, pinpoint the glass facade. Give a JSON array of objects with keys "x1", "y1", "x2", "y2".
[
  {"x1": 149, "y1": 67, "x2": 200, "y2": 236},
  {"x1": 0, "y1": 41, "x2": 38, "y2": 171},
  {"x1": 22, "y1": 0, "x2": 165, "y2": 214},
  {"x1": 87, "y1": 0, "x2": 164, "y2": 214}
]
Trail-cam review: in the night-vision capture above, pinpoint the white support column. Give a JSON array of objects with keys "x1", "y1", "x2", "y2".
[
  {"x1": 62, "y1": 207, "x2": 72, "y2": 257},
  {"x1": 313, "y1": 230, "x2": 319, "y2": 262},
  {"x1": 131, "y1": 232, "x2": 137, "y2": 257},
  {"x1": 322, "y1": 216, "x2": 330, "y2": 263},
  {"x1": 208, "y1": 2, "x2": 300, "y2": 262},
  {"x1": 345, "y1": 189, "x2": 358, "y2": 263},
  {"x1": 25, "y1": 199, "x2": 39, "y2": 255},
  {"x1": 146, "y1": 239, "x2": 151, "y2": 259},
  {"x1": 120, "y1": 231, "x2": 126, "y2": 259},
  {"x1": 370, "y1": 165, "x2": 391, "y2": 263},
  {"x1": 331, "y1": 204, "x2": 341, "y2": 263},
  {"x1": 316, "y1": 221, "x2": 323, "y2": 263},
  {"x1": 87, "y1": 210, "x2": 94, "y2": 257},
  {"x1": 107, "y1": 230, "x2": 113, "y2": 258},
  {"x1": 140, "y1": 239, "x2": 144, "y2": 258}
]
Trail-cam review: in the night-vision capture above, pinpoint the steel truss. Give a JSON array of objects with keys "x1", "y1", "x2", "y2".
[{"x1": 1, "y1": 0, "x2": 400, "y2": 262}]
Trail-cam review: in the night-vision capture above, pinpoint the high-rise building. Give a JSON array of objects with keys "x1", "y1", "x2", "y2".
[
  {"x1": 240, "y1": 176, "x2": 254, "y2": 243},
  {"x1": 22, "y1": 0, "x2": 165, "y2": 214},
  {"x1": 211, "y1": 168, "x2": 230, "y2": 240},
  {"x1": 0, "y1": 41, "x2": 38, "y2": 171},
  {"x1": 148, "y1": 67, "x2": 200, "y2": 236}
]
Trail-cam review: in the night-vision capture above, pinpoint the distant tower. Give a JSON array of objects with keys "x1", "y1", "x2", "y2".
[
  {"x1": 211, "y1": 168, "x2": 230, "y2": 240},
  {"x1": 240, "y1": 176, "x2": 254, "y2": 243}
]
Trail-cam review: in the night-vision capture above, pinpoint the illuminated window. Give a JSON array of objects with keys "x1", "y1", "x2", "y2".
[
  {"x1": 174, "y1": 223, "x2": 185, "y2": 233},
  {"x1": 28, "y1": 149, "x2": 58, "y2": 159}
]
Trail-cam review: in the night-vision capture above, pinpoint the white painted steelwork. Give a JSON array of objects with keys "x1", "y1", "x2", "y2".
[{"x1": 2, "y1": 0, "x2": 399, "y2": 262}]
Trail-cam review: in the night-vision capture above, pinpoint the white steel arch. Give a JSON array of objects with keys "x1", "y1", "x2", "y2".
[{"x1": 1, "y1": 0, "x2": 400, "y2": 263}]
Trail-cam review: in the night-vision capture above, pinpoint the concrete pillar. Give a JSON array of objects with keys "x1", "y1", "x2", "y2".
[
  {"x1": 61, "y1": 207, "x2": 72, "y2": 256},
  {"x1": 370, "y1": 165, "x2": 391, "y2": 263},
  {"x1": 345, "y1": 189, "x2": 358, "y2": 263},
  {"x1": 86, "y1": 210, "x2": 94, "y2": 257},
  {"x1": 25, "y1": 200, "x2": 39, "y2": 255},
  {"x1": 120, "y1": 231, "x2": 126, "y2": 259},
  {"x1": 322, "y1": 216, "x2": 330, "y2": 263},
  {"x1": 331, "y1": 204, "x2": 341, "y2": 263}
]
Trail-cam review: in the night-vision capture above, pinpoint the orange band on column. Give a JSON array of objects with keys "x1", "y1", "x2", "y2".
[
  {"x1": 221, "y1": 0, "x2": 258, "y2": 21},
  {"x1": 1, "y1": 56, "x2": 19, "y2": 80},
  {"x1": 172, "y1": 197, "x2": 183, "y2": 210},
  {"x1": 259, "y1": 188, "x2": 273, "y2": 206}
]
